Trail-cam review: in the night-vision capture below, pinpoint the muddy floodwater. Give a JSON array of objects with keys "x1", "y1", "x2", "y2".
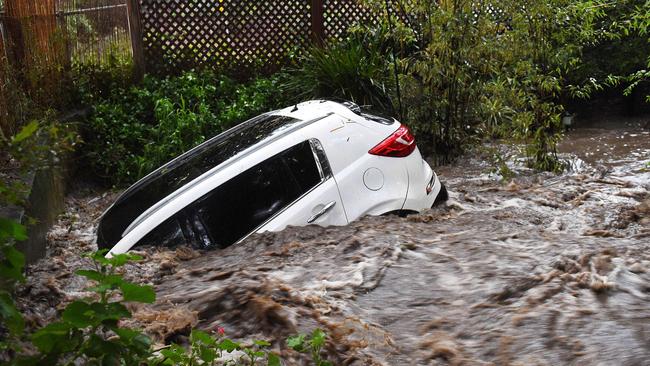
[{"x1": 19, "y1": 121, "x2": 650, "y2": 365}]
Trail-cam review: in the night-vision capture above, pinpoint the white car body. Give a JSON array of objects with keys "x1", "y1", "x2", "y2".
[{"x1": 98, "y1": 100, "x2": 442, "y2": 256}]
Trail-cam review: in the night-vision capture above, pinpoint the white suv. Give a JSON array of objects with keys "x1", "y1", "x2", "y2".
[{"x1": 97, "y1": 100, "x2": 446, "y2": 255}]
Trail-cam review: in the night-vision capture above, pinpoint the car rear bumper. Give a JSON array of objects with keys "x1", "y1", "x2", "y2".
[{"x1": 402, "y1": 149, "x2": 440, "y2": 211}]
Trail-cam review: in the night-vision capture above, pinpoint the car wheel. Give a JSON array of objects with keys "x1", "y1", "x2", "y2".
[
  {"x1": 433, "y1": 183, "x2": 448, "y2": 206},
  {"x1": 383, "y1": 210, "x2": 419, "y2": 218}
]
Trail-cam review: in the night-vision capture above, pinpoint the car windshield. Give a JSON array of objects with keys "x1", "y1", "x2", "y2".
[{"x1": 97, "y1": 114, "x2": 301, "y2": 248}]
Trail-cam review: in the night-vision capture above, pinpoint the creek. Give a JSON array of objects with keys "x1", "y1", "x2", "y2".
[{"x1": 19, "y1": 120, "x2": 650, "y2": 365}]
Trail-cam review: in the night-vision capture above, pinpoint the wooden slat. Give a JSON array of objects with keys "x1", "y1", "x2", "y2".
[
  {"x1": 56, "y1": 3, "x2": 126, "y2": 17},
  {"x1": 312, "y1": 0, "x2": 325, "y2": 45},
  {"x1": 126, "y1": 0, "x2": 143, "y2": 79}
]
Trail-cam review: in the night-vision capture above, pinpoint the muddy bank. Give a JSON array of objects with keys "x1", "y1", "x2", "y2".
[{"x1": 18, "y1": 124, "x2": 650, "y2": 365}]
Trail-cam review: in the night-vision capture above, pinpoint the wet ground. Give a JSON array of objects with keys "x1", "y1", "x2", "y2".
[{"x1": 18, "y1": 119, "x2": 650, "y2": 365}]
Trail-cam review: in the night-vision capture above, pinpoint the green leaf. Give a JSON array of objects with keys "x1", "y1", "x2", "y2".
[
  {"x1": 85, "y1": 250, "x2": 111, "y2": 266},
  {"x1": 254, "y1": 339, "x2": 271, "y2": 347},
  {"x1": 190, "y1": 329, "x2": 216, "y2": 345},
  {"x1": 83, "y1": 333, "x2": 122, "y2": 358},
  {"x1": 267, "y1": 353, "x2": 282, "y2": 366},
  {"x1": 61, "y1": 301, "x2": 131, "y2": 328},
  {"x1": 61, "y1": 301, "x2": 95, "y2": 328},
  {"x1": 132, "y1": 333, "x2": 154, "y2": 355},
  {"x1": 12, "y1": 121, "x2": 39, "y2": 143},
  {"x1": 81, "y1": 273, "x2": 124, "y2": 294},
  {"x1": 31, "y1": 322, "x2": 73, "y2": 353},
  {"x1": 218, "y1": 338, "x2": 241, "y2": 352},
  {"x1": 85, "y1": 283, "x2": 115, "y2": 294},
  {"x1": 160, "y1": 344, "x2": 188, "y2": 363},
  {"x1": 75, "y1": 269, "x2": 104, "y2": 282},
  {"x1": 97, "y1": 302, "x2": 132, "y2": 321},
  {"x1": 199, "y1": 347, "x2": 217, "y2": 363},
  {"x1": 0, "y1": 292, "x2": 24, "y2": 335},
  {"x1": 120, "y1": 282, "x2": 156, "y2": 303},
  {"x1": 109, "y1": 253, "x2": 142, "y2": 267},
  {"x1": 310, "y1": 329, "x2": 327, "y2": 348},
  {"x1": 112, "y1": 327, "x2": 152, "y2": 355},
  {"x1": 286, "y1": 334, "x2": 305, "y2": 352},
  {"x1": 251, "y1": 350, "x2": 266, "y2": 357},
  {"x1": 0, "y1": 218, "x2": 27, "y2": 241},
  {"x1": 0, "y1": 246, "x2": 26, "y2": 282},
  {"x1": 113, "y1": 327, "x2": 140, "y2": 341}
]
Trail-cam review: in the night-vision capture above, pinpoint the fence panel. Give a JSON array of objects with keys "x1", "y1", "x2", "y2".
[
  {"x1": 136, "y1": 0, "x2": 404, "y2": 76},
  {"x1": 56, "y1": 0, "x2": 132, "y2": 65},
  {"x1": 3, "y1": 0, "x2": 395, "y2": 81},
  {"x1": 323, "y1": 0, "x2": 377, "y2": 41},
  {"x1": 139, "y1": 0, "x2": 313, "y2": 76}
]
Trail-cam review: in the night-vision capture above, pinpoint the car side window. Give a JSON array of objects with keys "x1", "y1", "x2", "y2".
[
  {"x1": 133, "y1": 216, "x2": 186, "y2": 249},
  {"x1": 196, "y1": 155, "x2": 295, "y2": 248},
  {"x1": 134, "y1": 140, "x2": 329, "y2": 250},
  {"x1": 199, "y1": 140, "x2": 327, "y2": 248},
  {"x1": 284, "y1": 140, "x2": 323, "y2": 192}
]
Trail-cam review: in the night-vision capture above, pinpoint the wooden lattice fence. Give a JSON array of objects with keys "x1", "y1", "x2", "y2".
[
  {"x1": 136, "y1": 0, "x2": 384, "y2": 76},
  {"x1": 1, "y1": 0, "x2": 399, "y2": 84},
  {"x1": 324, "y1": 0, "x2": 378, "y2": 41}
]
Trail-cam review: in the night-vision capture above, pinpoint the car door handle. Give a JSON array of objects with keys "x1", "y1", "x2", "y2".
[{"x1": 308, "y1": 201, "x2": 337, "y2": 224}]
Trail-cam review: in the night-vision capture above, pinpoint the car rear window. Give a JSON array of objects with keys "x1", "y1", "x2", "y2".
[
  {"x1": 98, "y1": 114, "x2": 301, "y2": 248},
  {"x1": 361, "y1": 112, "x2": 394, "y2": 125}
]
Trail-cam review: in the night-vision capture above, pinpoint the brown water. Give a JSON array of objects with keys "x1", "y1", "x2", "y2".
[{"x1": 19, "y1": 122, "x2": 650, "y2": 365}]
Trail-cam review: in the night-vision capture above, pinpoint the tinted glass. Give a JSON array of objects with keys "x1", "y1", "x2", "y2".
[
  {"x1": 134, "y1": 216, "x2": 186, "y2": 249},
  {"x1": 361, "y1": 112, "x2": 394, "y2": 125},
  {"x1": 284, "y1": 141, "x2": 322, "y2": 192},
  {"x1": 97, "y1": 114, "x2": 301, "y2": 249},
  {"x1": 173, "y1": 141, "x2": 322, "y2": 249}
]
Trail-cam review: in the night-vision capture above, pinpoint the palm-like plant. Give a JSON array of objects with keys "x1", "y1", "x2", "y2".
[{"x1": 283, "y1": 36, "x2": 395, "y2": 114}]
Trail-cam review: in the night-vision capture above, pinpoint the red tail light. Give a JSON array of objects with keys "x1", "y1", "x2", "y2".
[{"x1": 368, "y1": 124, "x2": 416, "y2": 157}]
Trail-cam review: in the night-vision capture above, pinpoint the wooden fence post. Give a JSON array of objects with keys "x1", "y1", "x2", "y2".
[
  {"x1": 0, "y1": 22, "x2": 8, "y2": 135},
  {"x1": 311, "y1": 0, "x2": 325, "y2": 45},
  {"x1": 126, "y1": 0, "x2": 145, "y2": 81}
]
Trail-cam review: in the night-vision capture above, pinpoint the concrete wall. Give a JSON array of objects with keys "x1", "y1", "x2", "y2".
[{"x1": 1, "y1": 163, "x2": 69, "y2": 264}]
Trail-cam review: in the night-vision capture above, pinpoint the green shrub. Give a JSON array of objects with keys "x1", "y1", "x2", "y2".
[
  {"x1": 19, "y1": 250, "x2": 156, "y2": 365},
  {"x1": 82, "y1": 71, "x2": 289, "y2": 186},
  {"x1": 281, "y1": 34, "x2": 394, "y2": 114},
  {"x1": 0, "y1": 217, "x2": 27, "y2": 350},
  {"x1": 70, "y1": 54, "x2": 135, "y2": 106},
  {"x1": 287, "y1": 329, "x2": 332, "y2": 366},
  {"x1": 149, "y1": 329, "x2": 282, "y2": 366},
  {"x1": 0, "y1": 118, "x2": 77, "y2": 361},
  {"x1": 359, "y1": 0, "x2": 610, "y2": 170}
]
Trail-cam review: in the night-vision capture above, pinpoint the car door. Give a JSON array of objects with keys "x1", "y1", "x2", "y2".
[
  {"x1": 259, "y1": 138, "x2": 348, "y2": 232},
  {"x1": 131, "y1": 139, "x2": 347, "y2": 250}
]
